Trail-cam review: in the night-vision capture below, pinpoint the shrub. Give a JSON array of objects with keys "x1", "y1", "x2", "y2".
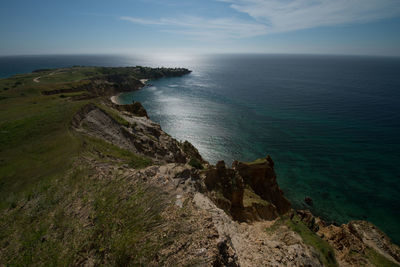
[{"x1": 188, "y1": 158, "x2": 203, "y2": 169}]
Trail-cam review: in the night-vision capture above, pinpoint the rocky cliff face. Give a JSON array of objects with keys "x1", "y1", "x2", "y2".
[
  {"x1": 112, "y1": 101, "x2": 149, "y2": 118},
  {"x1": 72, "y1": 103, "x2": 198, "y2": 164},
  {"x1": 202, "y1": 158, "x2": 291, "y2": 222},
  {"x1": 70, "y1": 100, "x2": 400, "y2": 267},
  {"x1": 296, "y1": 210, "x2": 400, "y2": 266}
]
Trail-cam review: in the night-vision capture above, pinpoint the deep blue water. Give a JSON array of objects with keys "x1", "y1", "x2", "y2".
[{"x1": 1, "y1": 54, "x2": 400, "y2": 244}]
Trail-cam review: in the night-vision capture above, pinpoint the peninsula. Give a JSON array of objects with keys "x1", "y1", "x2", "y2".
[{"x1": 0, "y1": 66, "x2": 399, "y2": 266}]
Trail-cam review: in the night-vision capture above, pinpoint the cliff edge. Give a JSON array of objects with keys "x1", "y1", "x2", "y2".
[
  {"x1": 0, "y1": 66, "x2": 398, "y2": 266},
  {"x1": 69, "y1": 99, "x2": 400, "y2": 266}
]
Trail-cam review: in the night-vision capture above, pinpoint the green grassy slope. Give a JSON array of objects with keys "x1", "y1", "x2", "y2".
[{"x1": 0, "y1": 67, "x2": 168, "y2": 265}]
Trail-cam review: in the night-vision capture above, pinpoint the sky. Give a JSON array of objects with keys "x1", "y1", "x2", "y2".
[{"x1": 1, "y1": 0, "x2": 400, "y2": 56}]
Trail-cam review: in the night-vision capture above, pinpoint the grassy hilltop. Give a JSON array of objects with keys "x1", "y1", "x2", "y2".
[
  {"x1": 0, "y1": 66, "x2": 192, "y2": 198},
  {"x1": 0, "y1": 66, "x2": 191, "y2": 265}
]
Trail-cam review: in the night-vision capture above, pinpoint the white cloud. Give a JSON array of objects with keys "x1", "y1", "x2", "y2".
[
  {"x1": 120, "y1": 16, "x2": 167, "y2": 25},
  {"x1": 121, "y1": 1, "x2": 400, "y2": 40},
  {"x1": 120, "y1": 15, "x2": 268, "y2": 39},
  {"x1": 220, "y1": 0, "x2": 400, "y2": 33}
]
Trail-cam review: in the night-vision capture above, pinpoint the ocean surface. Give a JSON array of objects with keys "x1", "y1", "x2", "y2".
[{"x1": 1, "y1": 54, "x2": 399, "y2": 244}]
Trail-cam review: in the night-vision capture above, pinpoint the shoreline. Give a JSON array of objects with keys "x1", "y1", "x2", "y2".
[
  {"x1": 2, "y1": 65, "x2": 399, "y2": 266},
  {"x1": 110, "y1": 79, "x2": 148, "y2": 105},
  {"x1": 110, "y1": 93, "x2": 122, "y2": 104},
  {"x1": 140, "y1": 78, "x2": 148, "y2": 84}
]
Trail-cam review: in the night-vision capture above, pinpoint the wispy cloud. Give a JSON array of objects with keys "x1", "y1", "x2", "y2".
[
  {"x1": 120, "y1": 16, "x2": 268, "y2": 39},
  {"x1": 220, "y1": 0, "x2": 400, "y2": 33},
  {"x1": 121, "y1": 0, "x2": 400, "y2": 40},
  {"x1": 120, "y1": 16, "x2": 167, "y2": 26}
]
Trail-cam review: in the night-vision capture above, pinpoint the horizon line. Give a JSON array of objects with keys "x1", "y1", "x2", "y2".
[{"x1": 0, "y1": 52, "x2": 399, "y2": 59}]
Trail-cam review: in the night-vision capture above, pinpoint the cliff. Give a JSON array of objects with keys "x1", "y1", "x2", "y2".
[
  {"x1": 69, "y1": 99, "x2": 400, "y2": 266},
  {"x1": 0, "y1": 67, "x2": 399, "y2": 266}
]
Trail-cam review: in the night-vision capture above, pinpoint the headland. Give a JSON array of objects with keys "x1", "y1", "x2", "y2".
[{"x1": 0, "y1": 66, "x2": 398, "y2": 266}]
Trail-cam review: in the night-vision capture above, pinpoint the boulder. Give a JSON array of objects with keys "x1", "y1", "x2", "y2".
[{"x1": 305, "y1": 197, "x2": 313, "y2": 206}]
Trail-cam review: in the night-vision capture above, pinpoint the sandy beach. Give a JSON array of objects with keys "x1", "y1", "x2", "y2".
[{"x1": 110, "y1": 93, "x2": 121, "y2": 104}]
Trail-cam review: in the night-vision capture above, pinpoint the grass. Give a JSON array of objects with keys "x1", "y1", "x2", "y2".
[
  {"x1": 37, "y1": 67, "x2": 100, "y2": 83},
  {"x1": 82, "y1": 135, "x2": 152, "y2": 169},
  {"x1": 0, "y1": 67, "x2": 155, "y2": 199},
  {"x1": 243, "y1": 187, "x2": 270, "y2": 207},
  {"x1": 0, "y1": 67, "x2": 171, "y2": 265},
  {"x1": 265, "y1": 216, "x2": 287, "y2": 234},
  {"x1": 0, "y1": 95, "x2": 88, "y2": 202},
  {"x1": 244, "y1": 157, "x2": 267, "y2": 165},
  {"x1": 286, "y1": 215, "x2": 338, "y2": 267},
  {"x1": 267, "y1": 215, "x2": 400, "y2": 267},
  {"x1": 0, "y1": 66, "x2": 160, "y2": 199},
  {"x1": 59, "y1": 91, "x2": 89, "y2": 98},
  {"x1": 265, "y1": 215, "x2": 338, "y2": 267},
  {"x1": 0, "y1": 166, "x2": 169, "y2": 266},
  {"x1": 366, "y1": 247, "x2": 400, "y2": 267},
  {"x1": 95, "y1": 103, "x2": 131, "y2": 127},
  {"x1": 1, "y1": 65, "x2": 397, "y2": 267}
]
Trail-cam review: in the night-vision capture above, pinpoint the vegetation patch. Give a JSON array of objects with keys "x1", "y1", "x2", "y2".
[
  {"x1": 0, "y1": 167, "x2": 169, "y2": 266},
  {"x1": 243, "y1": 187, "x2": 270, "y2": 207},
  {"x1": 244, "y1": 157, "x2": 267, "y2": 165},
  {"x1": 82, "y1": 135, "x2": 152, "y2": 169},
  {"x1": 286, "y1": 215, "x2": 338, "y2": 267},
  {"x1": 0, "y1": 94, "x2": 88, "y2": 199},
  {"x1": 265, "y1": 215, "x2": 337, "y2": 267},
  {"x1": 265, "y1": 216, "x2": 287, "y2": 234},
  {"x1": 95, "y1": 103, "x2": 131, "y2": 127},
  {"x1": 188, "y1": 157, "x2": 203, "y2": 169},
  {"x1": 366, "y1": 247, "x2": 400, "y2": 267},
  {"x1": 0, "y1": 66, "x2": 193, "y2": 265}
]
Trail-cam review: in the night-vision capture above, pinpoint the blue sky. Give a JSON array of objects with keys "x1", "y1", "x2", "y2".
[{"x1": 1, "y1": 0, "x2": 400, "y2": 56}]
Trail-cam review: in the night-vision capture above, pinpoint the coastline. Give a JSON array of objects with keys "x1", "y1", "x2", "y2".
[
  {"x1": 110, "y1": 93, "x2": 122, "y2": 104},
  {"x1": 110, "y1": 79, "x2": 147, "y2": 104},
  {"x1": 89, "y1": 98, "x2": 400, "y2": 265},
  {"x1": 2, "y1": 65, "x2": 399, "y2": 266}
]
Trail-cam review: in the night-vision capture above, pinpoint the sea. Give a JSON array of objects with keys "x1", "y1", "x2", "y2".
[{"x1": 1, "y1": 54, "x2": 399, "y2": 244}]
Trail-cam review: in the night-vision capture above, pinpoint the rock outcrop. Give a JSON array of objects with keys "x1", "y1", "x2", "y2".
[
  {"x1": 202, "y1": 157, "x2": 291, "y2": 223},
  {"x1": 70, "y1": 101, "x2": 400, "y2": 267},
  {"x1": 234, "y1": 156, "x2": 291, "y2": 215},
  {"x1": 72, "y1": 103, "x2": 204, "y2": 164},
  {"x1": 296, "y1": 209, "x2": 400, "y2": 266},
  {"x1": 112, "y1": 101, "x2": 149, "y2": 118}
]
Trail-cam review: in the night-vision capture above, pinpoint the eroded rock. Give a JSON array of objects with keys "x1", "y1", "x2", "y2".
[
  {"x1": 70, "y1": 103, "x2": 400, "y2": 267},
  {"x1": 203, "y1": 157, "x2": 291, "y2": 222},
  {"x1": 233, "y1": 156, "x2": 291, "y2": 215},
  {"x1": 112, "y1": 101, "x2": 148, "y2": 118},
  {"x1": 72, "y1": 104, "x2": 202, "y2": 165}
]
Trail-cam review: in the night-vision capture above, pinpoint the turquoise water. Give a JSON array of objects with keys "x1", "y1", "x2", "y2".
[
  {"x1": 1, "y1": 54, "x2": 399, "y2": 244},
  {"x1": 117, "y1": 54, "x2": 400, "y2": 244}
]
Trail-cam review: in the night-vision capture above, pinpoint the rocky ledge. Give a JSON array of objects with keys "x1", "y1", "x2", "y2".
[{"x1": 71, "y1": 98, "x2": 400, "y2": 266}]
